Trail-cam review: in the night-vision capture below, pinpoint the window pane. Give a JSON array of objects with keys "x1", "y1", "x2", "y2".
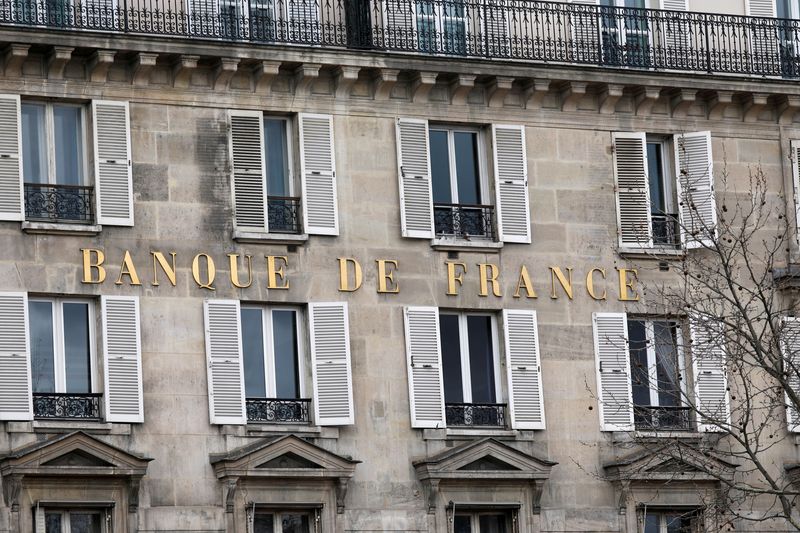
[
  {"x1": 467, "y1": 315, "x2": 496, "y2": 403},
  {"x1": 264, "y1": 119, "x2": 290, "y2": 196},
  {"x1": 281, "y1": 513, "x2": 310, "y2": 533},
  {"x1": 242, "y1": 308, "x2": 267, "y2": 398},
  {"x1": 628, "y1": 319, "x2": 650, "y2": 407},
  {"x1": 254, "y1": 513, "x2": 275, "y2": 533},
  {"x1": 647, "y1": 143, "x2": 666, "y2": 214},
  {"x1": 643, "y1": 513, "x2": 660, "y2": 533},
  {"x1": 30, "y1": 301, "x2": 56, "y2": 393},
  {"x1": 453, "y1": 515, "x2": 471, "y2": 533},
  {"x1": 430, "y1": 130, "x2": 452, "y2": 203},
  {"x1": 69, "y1": 513, "x2": 102, "y2": 533},
  {"x1": 654, "y1": 322, "x2": 681, "y2": 407},
  {"x1": 454, "y1": 132, "x2": 480, "y2": 204},
  {"x1": 21, "y1": 103, "x2": 48, "y2": 184},
  {"x1": 624, "y1": 0, "x2": 645, "y2": 8},
  {"x1": 478, "y1": 514, "x2": 508, "y2": 533},
  {"x1": 272, "y1": 310, "x2": 300, "y2": 399},
  {"x1": 440, "y1": 314, "x2": 463, "y2": 403},
  {"x1": 63, "y1": 302, "x2": 91, "y2": 393},
  {"x1": 53, "y1": 105, "x2": 84, "y2": 186},
  {"x1": 45, "y1": 513, "x2": 62, "y2": 533}
]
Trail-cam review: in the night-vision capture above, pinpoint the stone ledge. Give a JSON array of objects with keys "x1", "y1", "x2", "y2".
[
  {"x1": 6, "y1": 420, "x2": 133, "y2": 435},
  {"x1": 422, "y1": 427, "x2": 535, "y2": 441},
  {"x1": 233, "y1": 230, "x2": 309, "y2": 245},
  {"x1": 618, "y1": 247, "x2": 686, "y2": 261},
  {"x1": 431, "y1": 239, "x2": 503, "y2": 253},
  {"x1": 220, "y1": 423, "x2": 339, "y2": 439},
  {"x1": 22, "y1": 221, "x2": 102, "y2": 236}
]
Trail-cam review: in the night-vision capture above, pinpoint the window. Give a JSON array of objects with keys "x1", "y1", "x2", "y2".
[
  {"x1": 417, "y1": 1, "x2": 466, "y2": 54},
  {"x1": 263, "y1": 117, "x2": 300, "y2": 234},
  {"x1": 253, "y1": 510, "x2": 317, "y2": 533},
  {"x1": 646, "y1": 137, "x2": 679, "y2": 247},
  {"x1": 453, "y1": 511, "x2": 514, "y2": 533},
  {"x1": 643, "y1": 509, "x2": 702, "y2": 533},
  {"x1": 42, "y1": 509, "x2": 108, "y2": 533},
  {"x1": 600, "y1": 0, "x2": 650, "y2": 67}
]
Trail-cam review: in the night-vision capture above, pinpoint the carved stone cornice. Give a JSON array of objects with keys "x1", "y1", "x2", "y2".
[
  {"x1": 449, "y1": 74, "x2": 476, "y2": 106},
  {"x1": 131, "y1": 52, "x2": 158, "y2": 87},
  {"x1": 87, "y1": 50, "x2": 116, "y2": 83},
  {"x1": 172, "y1": 54, "x2": 199, "y2": 89},
  {"x1": 46, "y1": 47, "x2": 73, "y2": 80},
  {"x1": 334, "y1": 65, "x2": 361, "y2": 99},
  {"x1": 2, "y1": 44, "x2": 30, "y2": 78},
  {"x1": 213, "y1": 58, "x2": 240, "y2": 91}
]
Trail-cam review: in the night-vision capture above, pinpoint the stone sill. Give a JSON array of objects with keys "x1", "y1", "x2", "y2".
[
  {"x1": 233, "y1": 230, "x2": 308, "y2": 245},
  {"x1": 431, "y1": 238, "x2": 503, "y2": 253},
  {"x1": 6, "y1": 420, "x2": 132, "y2": 435},
  {"x1": 22, "y1": 221, "x2": 101, "y2": 236},
  {"x1": 423, "y1": 427, "x2": 535, "y2": 441},
  {"x1": 221, "y1": 423, "x2": 339, "y2": 438},
  {"x1": 612, "y1": 430, "x2": 704, "y2": 443},
  {"x1": 618, "y1": 247, "x2": 685, "y2": 260}
]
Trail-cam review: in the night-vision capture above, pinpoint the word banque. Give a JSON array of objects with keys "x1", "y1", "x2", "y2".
[{"x1": 80, "y1": 249, "x2": 640, "y2": 301}]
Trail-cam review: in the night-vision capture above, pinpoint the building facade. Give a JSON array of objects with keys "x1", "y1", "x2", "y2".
[{"x1": 0, "y1": 0, "x2": 800, "y2": 532}]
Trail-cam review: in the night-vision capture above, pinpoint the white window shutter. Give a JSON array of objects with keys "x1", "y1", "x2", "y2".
[
  {"x1": 592, "y1": 312, "x2": 633, "y2": 432},
  {"x1": 690, "y1": 317, "x2": 730, "y2": 432},
  {"x1": 93, "y1": 100, "x2": 133, "y2": 226},
  {"x1": 403, "y1": 306, "x2": 445, "y2": 428},
  {"x1": 791, "y1": 140, "x2": 800, "y2": 246},
  {"x1": 203, "y1": 299, "x2": 246, "y2": 425},
  {"x1": 0, "y1": 94, "x2": 23, "y2": 222},
  {"x1": 34, "y1": 506, "x2": 44, "y2": 533},
  {"x1": 396, "y1": 118, "x2": 434, "y2": 239},
  {"x1": 309, "y1": 302, "x2": 354, "y2": 426},
  {"x1": 745, "y1": 0, "x2": 776, "y2": 17},
  {"x1": 783, "y1": 317, "x2": 800, "y2": 432},
  {"x1": 659, "y1": 0, "x2": 689, "y2": 50},
  {"x1": 383, "y1": 0, "x2": 414, "y2": 48},
  {"x1": 674, "y1": 132, "x2": 716, "y2": 249},
  {"x1": 101, "y1": 295, "x2": 144, "y2": 423},
  {"x1": 0, "y1": 292, "x2": 32, "y2": 421},
  {"x1": 503, "y1": 309, "x2": 545, "y2": 430},
  {"x1": 493, "y1": 124, "x2": 531, "y2": 244},
  {"x1": 299, "y1": 113, "x2": 338, "y2": 236},
  {"x1": 660, "y1": 0, "x2": 688, "y2": 9},
  {"x1": 229, "y1": 110, "x2": 267, "y2": 233},
  {"x1": 612, "y1": 132, "x2": 652, "y2": 248}
]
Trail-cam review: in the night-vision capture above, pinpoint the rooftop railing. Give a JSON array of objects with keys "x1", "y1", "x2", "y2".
[{"x1": 3, "y1": 0, "x2": 800, "y2": 78}]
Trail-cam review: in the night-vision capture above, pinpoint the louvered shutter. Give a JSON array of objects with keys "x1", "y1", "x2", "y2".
[
  {"x1": 229, "y1": 110, "x2": 268, "y2": 233},
  {"x1": 403, "y1": 306, "x2": 445, "y2": 428},
  {"x1": 503, "y1": 310, "x2": 545, "y2": 430},
  {"x1": 674, "y1": 132, "x2": 716, "y2": 249},
  {"x1": 791, "y1": 140, "x2": 800, "y2": 245},
  {"x1": 482, "y1": 1, "x2": 509, "y2": 56},
  {"x1": 783, "y1": 317, "x2": 800, "y2": 432},
  {"x1": 745, "y1": 0, "x2": 780, "y2": 74},
  {"x1": 203, "y1": 299, "x2": 246, "y2": 425},
  {"x1": 287, "y1": 0, "x2": 320, "y2": 41},
  {"x1": 309, "y1": 302, "x2": 354, "y2": 426},
  {"x1": 660, "y1": 0, "x2": 688, "y2": 8},
  {"x1": 299, "y1": 113, "x2": 338, "y2": 236},
  {"x1": 383, "y1": 0, "x2": 415, "y2": 48},
  {"x1": 396, "y1": 118, "x2": 434, "y2": 239},
  {"x1": 613, "y1": 132, "x2": 652, "y2": 248},
  {"x1": 592, "y1": 312, "x2": 633, "y2": 432},
  {"x1": 569, "y1": 0, "x2": 600, "y2": 64},
  {"x1": 93, "y1": 100, "x2": 133, "y2": 226},
  {"x1": 659, "y1": 0, "x2": 689, "y2": 54},
  {"x1": 188, "y1": 0, "x2": 220, "y2": 35},
  {"x1": 493, "y1": 124, "x2": 531, "y2": 244},
  {"x1": 0, "y1": 95, "x2": 23, "y2": 221},
  {"x1": 101, "y1": 295, "x2": 144, "y2": 423},
  {"x1": 0, "y1": 292, "x2": 32, "y2": 421},
  {"x1": 690, "y1": 317, "x2": 729, "y2": 432},
  {"x1": 34, "y1": 506, "x2": 44, "y2": 533}
]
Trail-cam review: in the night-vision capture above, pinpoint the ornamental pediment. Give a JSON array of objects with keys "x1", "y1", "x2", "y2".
[{"x1": 603, "y1": 444, "x2": 736, "y2": 483}]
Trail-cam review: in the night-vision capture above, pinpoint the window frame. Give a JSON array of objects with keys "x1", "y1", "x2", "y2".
[
  {"x1": 628, "y1": 317, "x2": 687, "y2": 409},
  {"x1": 41, "y1": 507, "x2": 110, "y2": 533},
  {"x1": 252, "y1": 507, "x2": 321, "y2": 533},
  {"x1": 452, "y1": 509, "x2": 517, "y2": 533},
  {"x1": 642, "y1": 507, "x2": 704, "y2": 533},
  {"x1": 263, "y1": 115, "x2": 295, "y2": 199},
  {"x1": 429, "y1": 124, "x2": 490, "y2": 207}
]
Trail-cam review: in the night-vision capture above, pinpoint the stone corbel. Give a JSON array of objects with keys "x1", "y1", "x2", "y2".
[
  {"x1": 254, "y1": 60, "x2": 281, "y2": 94},
  {"x1": 778, "y1": 95, "x2": 800, "y2": 125},
  {"x1": 617, "y1": 480, "x2": 631, "y2": 515},
  {"x1": 670, "y1": 88, "x2": 697, "y2": 118},
  {"x1": 213, "y1": 58, "x2": 240, "y2": 91},
  {"x1": 530, "y1": 481, "x2": 544, "y2": 514},
  {"x1": 87, "y1": 50, "x2": 116, "y2": 83},
  {"x1": 707, "y1": 90, "x2": 734, "y2": 120},
  {"x1": 449, "y1": 74, "x2": 476, "y2": 106},
  {"x1": 599, "y1": 83, "x2": 624, "y2": 115},
  {"x1": 423, "y1": 479, "x2": 440, "y2": 514},
  {"x1": 561, "y1": 81, "x2": 588, "y2": 112},
  {"x1": 411, "y1": 71, "x2": 438, "y2": 103},
  {"x1": 293, "y1": 63, "x2": 322, "y2": 97},
  {"x1": 372, "y1": 68, "x2": 400, "y2": 100},
  {"x1": 334, "y1": 65, "x2": 361, "y2": 99},
  {"x1": 3, "y1": 44, "x2": 30, "y2": 78},
  {"x1": 487, "y1": 76, "x2": 514, "y2": 108},
  {"x1": 172, "y1": 55, "x2": 199, "y2": 89},
  {"x1": 335, "y1": 478, "x2": 349, "y2": 514},
  {"x1": 128, "y1": 476, "x2": 143, "y2": 513},
  {"x1": 742, "y1": 92, "x2": 770, "y2": 122},
  {"x1": 524, "y1": 78, "x2": 551, "y2": 109},
  {"x1": 224, "y1": 477, "x2": 239, "y2": 514},
  {"x1": 46, "y1": 47, "x2": 73, "y2": 80},
  {"x1": 634, "y1": 86, "x2": 662, "y2": 116},
  {"x1": 2, "y1": 474, "x2": 23, "y2": 512},
  {"x1": 131, "y1": 52, "x2": 158, "y2": 87}
]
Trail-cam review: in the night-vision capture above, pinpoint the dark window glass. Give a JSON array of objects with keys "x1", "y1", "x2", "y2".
[
  {"x1": 281, "y1": 513, "x2": 310, "y2": 533},
  {"x1": 273, "y1": 310, "x2": 300, "y2": 399},
  {"x1": 624, "y1": 0, "x2": 645, "y2": 8},
  {"x1": 53, "y1": 105, "x2": 84, "y2": 186},
  {"x1": 63, "y1": 302, "x2": 91, "y2": 393},
  {"x1": 453, "y1": 515, "x2": 471, "y2": 533},
  {"x1": 478, "y1": 514, "x2": 508, "y2": 533},
  {"x1": 467, "y1": 315, "x2": 495, "y2": 403},
  {"x1": 430, "y1": 130, "x2": 452, "y2": 203},
  {"x1": 647, "y1": 142, "x2": 666, "y2": 214},
  {"x1": 21, "y1": 103, "x2": 47, "y2": 184},
  {"x1": 440, "y1": 314, "x2": 463, "y2": 403},
  {"x1": 778, "y1": 0, "x2": 790, "y2": 18},
  {"x1": 30, "y1": 301, "x2": 56, "y2": 393},
  {"x1": 654, "y1": 322, "x2": 681, "y2": 407},
  {"x1": 264, "y1": 119, "x2": 290, "y2": 197},
  {"x1": 69, "y1": 513, "x2": 102, "y2": 533},
  {"x1": 241, "y1": 308, "x2": 267, "y2": 398},
  {"x1": 643, "y1": 513, "x2": 660, "y2": 533},
  {"x1": 44, "y1": 513, "x2": 62, "y2": 533},
  {"x1": 253, "y1": 513, "x2": 275, "y2": 533},
  {"x1": 628, "y1": 319, "x2": 650, "y2": 407},
  {"x1": 454, "y1": 132, "x2": 480, "y2": 204}
]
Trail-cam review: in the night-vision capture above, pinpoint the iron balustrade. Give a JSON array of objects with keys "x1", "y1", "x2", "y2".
[
  {"x1": 32, "y1": 392, "x2": 103, "y2": 420},
  {"x1": 434, "y1": 203, "x2": 496, "y2": 240},
  {"x1": 652, "y1": 213, "x2": 680, "y2": 246},
  {"x1": 267, "y1": 195, "x2": 302, "y2": 234},
  {"x1": 3, "y1": 1, "x2": 800, "y2": 78},
  {"x1": 246, "y1": 397, "x2": 311, "y2": 423},
  {"x1": 633, "y1": 405, "x2": 692, "y2": 431},
  {"x1": 24, "y1": 183, "x2": 95, "y2": 224},
  {"x1": 445, "y1": 402, "x2": 507, "y2": 427}
]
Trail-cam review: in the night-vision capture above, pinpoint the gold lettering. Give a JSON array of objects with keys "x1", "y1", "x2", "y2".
[
  {"x1": 617, "y1": 268, "x2": 640, "y2": 301},
  {"x1": 338, "y1": 257, "x2": 363, "y2": 292},
  {"x1": 228, "y1": 253, "x2": 253, "y2": 289},
  {"x1": 151, "y1": 251, "x2": 177, "y2": 287},
  {"x1": 549, "y1": 267, "x2": 574, "y2": 299},
  {"x1": 115, "y1": 250, "x2": 142, "y2": 286},
  {"x1": 478, "y1": 263, "x2": 502, "y2": 297},
  {"x1": 192, "y1": 253, "x2": 216, "y2": 290},
  {"x1": 267, "y1": 256, "x2": 290, "y2": 290},
  {"x1": 376, "y1": 259, "x2": 399, "y2": 294},
  {"x1": 446, "y1": 262, "x2": 467, "y2": 296},
  {"x1": 513, "y1": 265, "x2": 537, "y2": 299},
  {"x1": 81, "y1": 248, "x2": 106, "y2": 284},
  {"x1": 586, "y1": 268, "x2": 607, "y2": 300}
]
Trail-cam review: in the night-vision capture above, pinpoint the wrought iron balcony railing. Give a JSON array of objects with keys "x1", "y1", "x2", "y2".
[
  {"x1": 634, "y1": 405, "x2": 692, "y2": 431},
  {"x1": 24, "y1": 183, "x2": 95, "y2": 224},
  {"x1": 434, "y1": 203, "x2": 496, "y2": 240},
  {"x1": 33, "y1": 392, "x2": 103, "y2": 420},
  {"x1": 3, "y1": 1, "x2": 800, "y2": 78},
  {"x1": 267, "y1": 195, "x2": 302, "y2": 234},
  {"x1": 652, "y1": 213, "x2": 680, "y2": 247},
  {"x1": 445, "y1": 402, "x2": 507, "y2": 427},
  {"x1": 246, "y1": 397, "x2": 311, "y2": 423}
]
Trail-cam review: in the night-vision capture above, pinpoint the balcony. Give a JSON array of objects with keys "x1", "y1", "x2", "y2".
[
  {"x1": 267, "y1": 195, "x2": 301, "y2": 234},
  {"x1": 445, "y1": 402, "x2": 507, "y2": 428},
  {"x1": 3, "y1": 1, "x2": 800, "y2": 78},
  {"x1": 652, "y1": 213, "x2": 680, "y2": 247},
  {"x1": 33, "y1": 392, "x2": 103, "y2": 420},
  {"x1": 24, "y1": 183, "x2": 95, "y2": 224},
  {"x1": 634, "y1": 405, "x2": 692, "y2": 431},
  {"x1": 245, "y1": 397, "x2": 311, "y2": 423},
  {"x1": 434, "y1": 203, "x2": 496, "y2": 240}
]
